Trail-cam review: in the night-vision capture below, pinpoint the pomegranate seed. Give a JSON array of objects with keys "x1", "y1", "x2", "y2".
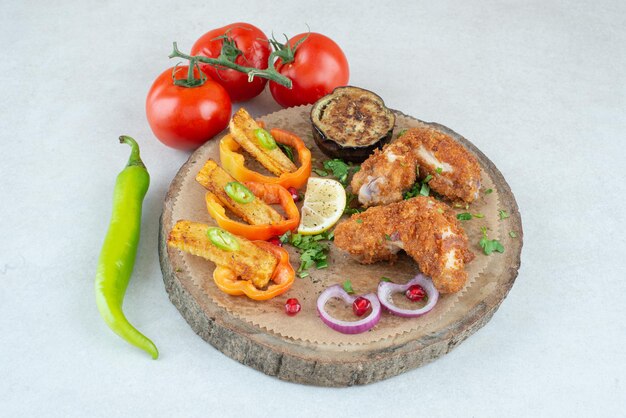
[
  {"x1": 268, "y1": 236, "x2": 282, "y2": 247},
  {"x1": 285, "y1": 298, "x2": 301, "y2": 316},
  {"x1": 352, "y1": 296, "x2": 371, "y2": 317},
  {"x1": 288, "y1": 187, "x2": 300, "y2": 202},
  {"x1": 406, "y1": 284, "x2": 426, "y2": 301}
]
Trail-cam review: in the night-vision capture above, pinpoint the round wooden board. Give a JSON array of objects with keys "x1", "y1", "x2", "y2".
[{"x1": 158, "y1": 107, "x2": 523, "y2": 386}]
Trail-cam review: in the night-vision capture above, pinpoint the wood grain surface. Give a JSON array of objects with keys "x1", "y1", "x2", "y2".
[{"x1": 158, "y1": 108, "x2": 523, "y2": 386}]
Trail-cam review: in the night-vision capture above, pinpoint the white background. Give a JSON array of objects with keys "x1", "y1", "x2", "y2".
[{"x1": 1, "y1": 0, "x2": 625, "y2": 416}]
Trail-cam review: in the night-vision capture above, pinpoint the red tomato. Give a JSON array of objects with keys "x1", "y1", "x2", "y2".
[
  {"x1": 270, "y1": 33, "x2": 349, "y2": 108},
  {"x1": 146, "y1": 66, "x2": 231, "y2": 150},
  {"x1": 191, "y1": 22, "x2": 271, "y2": 102}
]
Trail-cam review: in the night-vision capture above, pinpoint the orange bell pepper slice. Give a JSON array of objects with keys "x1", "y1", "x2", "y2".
[
  {"x1": 212, "y1": 241, "x2": 295, "y2": 301},
  {"x1": 205, "y1": 181, "x2": 300, "y2": 241},
  {"x1": 219, "y1": 128, "x2": 312, "y2": 189}
]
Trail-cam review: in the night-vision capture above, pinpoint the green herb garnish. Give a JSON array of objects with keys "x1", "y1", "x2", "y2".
[
  {"x1": 509, "y1": 231, "x2": 517, "y2": 238},
  {"x1": 313, "y1": 168, "x2": 328, "y2": 176},
  {"x1": 479, "y1": 227, "x2": 504, "y2": 255},
  {"x1": 405, "y1": 173, "x2": 434, "y2": 199},
  {"x1": 356, "y1": 219, "x2": 363, "y2": 224},
  {"x1": 343, "y1": 191, "x2": 363, "y2": 215},
  {"x1": 397, "y1": 129, "x2": 407, "y2": 138},
  {"x1": 457, "y1": 213, "x2": 473, "y2": 221},
  {"x1": 278, "y1": 143, "x2": 295, "y2": 162},
  {"x1": 499, "y1": 210, "x2": 510, "y2": 220},
  {"x1": 323, "y1": 159, "x2": 351, "y2": 185},
  {"x1": 343, "y1": 279, "x2": 355, "y2": 294},
  {"x1": 473, "y1": 213, "x2": 485, "y2": 219},
  {"x1": 435, "y1": 167, "x2": 443, "y2": 174},
  {"x1": 380, "y1": 277, "x2": 392, "y2": 282},
  {"x1": 280, "y1": 230, "x2": 334, "y2": 277},
  {"x1": 485, "y1": 188, "x2": 493, "y2": 195}
]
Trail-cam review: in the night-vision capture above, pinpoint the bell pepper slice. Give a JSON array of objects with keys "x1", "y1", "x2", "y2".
[
  {"x1": 219, "y1": 128, "x2": 312, "y2": 189},
  {"x1": 213, "y1": 240, "x2": 295, "y2": 301},
  {"x1": 205, "y1": 181, "x2": 300, "y2": 241}
]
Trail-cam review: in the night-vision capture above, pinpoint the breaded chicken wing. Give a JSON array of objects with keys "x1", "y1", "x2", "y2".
[
  {"x1": 334, "y1": 196, "x2": 474, "y2": 293},
  {"x1": 351, "y1": 126, "x2": 481, "y2": 207}
]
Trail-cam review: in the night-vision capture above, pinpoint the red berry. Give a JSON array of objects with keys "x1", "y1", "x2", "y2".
[
  {"x1": 352, "y1": 296, "x2": 371, "y2": 317},
  {"x1": 268, "y1": 236, "x2": 282, "y2": 247},
  {"x1": 285, "y1": 298, "x2": 301, "y2": 316},
  {"x1": 288, "y1": 187, "x2": 299, "y2": 202},
  {"x1": 406, "y1": 284, "x2": 426, "y2": 301}
]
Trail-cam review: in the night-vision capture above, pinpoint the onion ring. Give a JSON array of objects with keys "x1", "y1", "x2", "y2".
[
  {"x1": 377, "y1": 274, "x2": 439, "y2": 318},
  {"x1": 316, "y1": 285, "x2": 381, "y2": 334}
]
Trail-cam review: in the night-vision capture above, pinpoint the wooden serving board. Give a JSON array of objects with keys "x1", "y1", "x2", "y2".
[{"x1": 158, "y1": 106, "x2": 523, "y2": 386}]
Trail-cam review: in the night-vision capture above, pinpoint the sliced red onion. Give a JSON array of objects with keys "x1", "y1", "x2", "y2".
[
  {"x1": 377, "y1": 274, "x2": 439, "y2": 318},
  {"x1": 316, "y1": 285, "x2": 381, "y2": 334}
]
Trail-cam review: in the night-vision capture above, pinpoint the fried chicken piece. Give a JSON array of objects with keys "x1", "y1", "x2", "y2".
[
  {"x1": 351, "y1": 126, "x2": 481, "y2": 207},
  {"x1": 351, "y1": 135, "x2": 418, "y2": 207},
  {"x1": 334, "y1": 196, "x2": 474, "y2": 293}
]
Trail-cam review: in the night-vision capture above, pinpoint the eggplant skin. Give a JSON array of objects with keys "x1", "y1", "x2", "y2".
[{"x1": 311, "y1": 86, "x2": 395, "y2": 163}]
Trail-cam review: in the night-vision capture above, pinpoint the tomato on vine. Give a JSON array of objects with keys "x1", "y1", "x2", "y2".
[
  {"x1": 269, "y1": 32, "x2": 350, "y2": 108},
  {"x1": 191, "y1": 23, "x2": 271, "y2": 102},
  {"x1": 145, "y1": 65, "x2": 231, "y2": 151}
]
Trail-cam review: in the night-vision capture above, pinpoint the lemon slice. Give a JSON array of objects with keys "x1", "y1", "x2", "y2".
[{"x1": 298, "y1": 177, "x2": 346, "y2": 235}]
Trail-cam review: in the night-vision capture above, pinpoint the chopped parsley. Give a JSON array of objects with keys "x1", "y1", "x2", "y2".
[
  {"x1": 384, "y1": 233, "x2": 391, "y2": 241},
  {"x1": 484, "y1": 188, "x2": 493, "y2": 195},
  {"x1": 479, "y1": 227, "x2": 504, "y2": 255},
  {"x1": 380, "y1": 277, "x2": 392, "y2": 282},
  {"x1": 323, "y1": 159, "x2": 350, "y2": 185},
  {"x1": 312, "y1": 168, "x2": 328, "y2": 176},
  {"x1": 356, "y1": 219, "x2": 363, "y2": 224},
  {"x1": 457, "y1": 212, "x2": 484, "y2": 220},
  {"x1": 279, "y1": 230, "x2": 334, "y2": 277},
  {"x1": 397, "y1": 129, "x2": 407, "y2": 138},
  {"x1": 404, "y1": 173, "x2": 433, "y2": 199},
  {"x1": 343, "y1": 192, "x2": 364, "y2": 215},
  {"x1": 509, "y1": 231, "x2": 517, "y2": 238},
  {"x1": 499, "y1": 209, "x2": 510, "y2": 220},
  {"x1": 278, "y1": 143, "x2": 295, "y2": 162},
  {"x1": 343, "y1": 279, "x2": 355, "y2": 294},
  {"x1": 435, "y1": 167, "x2": 443, "y2": 174},
  {"x1": 315, "y1": 159, "x2": 360, "y2": 186}
]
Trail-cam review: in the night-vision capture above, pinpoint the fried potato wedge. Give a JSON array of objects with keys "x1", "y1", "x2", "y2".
[
  {"x1": 229, "y1": 108, "x2": 297, "y2": 176},
  {"x1": 167, "y1": 220, "x2": 277, "y2": 289},
  {"x1": 196, "y1": 159, "x2": 283, "y2": 225}
]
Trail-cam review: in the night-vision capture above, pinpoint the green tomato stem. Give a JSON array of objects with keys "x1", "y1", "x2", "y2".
[{"x1": 169, "y1": 42, "x2": 293, "y2": 89}]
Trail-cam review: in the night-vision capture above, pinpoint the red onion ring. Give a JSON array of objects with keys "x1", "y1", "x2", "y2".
[
  {"x1": 316, "y1": 285, "x2": 381, "y2": 334},
  {"x1": 377, "y1": 274, "x2": 439, "y2": 318}
]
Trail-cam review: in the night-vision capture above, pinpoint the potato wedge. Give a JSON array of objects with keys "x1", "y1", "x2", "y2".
[
  {"x1": 196, "y1": 159, "x2": 283, "y2": 225},
  {"x1": 230, "y1": 108, "x2": 297, "y2": 176},
  {"x1": 167, "y1": 220, "x2": 277, "y2": 289}
]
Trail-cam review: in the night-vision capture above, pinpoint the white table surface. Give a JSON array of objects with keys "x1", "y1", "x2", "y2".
[{"x1": 2, "y1": 0, "x2": 625, "y2": 416}]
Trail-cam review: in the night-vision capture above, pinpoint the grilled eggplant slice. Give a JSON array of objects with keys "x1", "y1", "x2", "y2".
[{"x1": 310, "y1": 86, "x2": 395, "y2": 163}]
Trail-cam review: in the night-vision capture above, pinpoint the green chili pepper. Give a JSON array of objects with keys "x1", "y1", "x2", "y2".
[
  {"x1": 224, "y1": 181, "x2": 255, "y2": 203},
  {"x1": 95, "y1": 136, "x2": 158, "y2": 359},
  {"x1": 254, "y1": 128, "x2": 277, "y2": 150},
  {"x1": 207, "y1": 227, "x2": 240, "y2": 251}
]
